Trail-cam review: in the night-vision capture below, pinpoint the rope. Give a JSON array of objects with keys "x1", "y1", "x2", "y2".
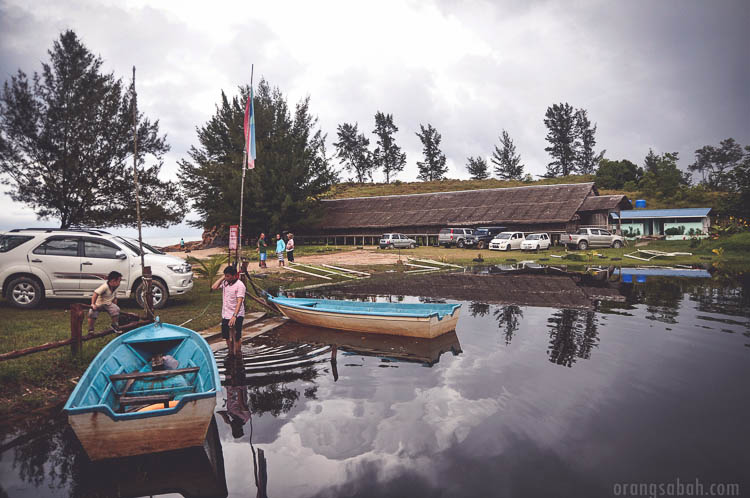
[{"x1": 178, "y1": 303, "x2": 212, "y2": 327}]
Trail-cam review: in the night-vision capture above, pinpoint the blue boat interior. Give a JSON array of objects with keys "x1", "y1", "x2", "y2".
[
  {"x1": 270, "y1": 297, "x2": 461, "y2": 320},
  {"x1": 64, "y1": 321, "x2": 220, "y2": 419}
]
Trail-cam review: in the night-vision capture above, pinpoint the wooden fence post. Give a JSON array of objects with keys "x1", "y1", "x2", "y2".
[
  {"x1": 70, "y1": 303, "x2": 85, "y2": 357},
  {"x1": 143, "y1": 266, "x2": 154, "y2": 321}
]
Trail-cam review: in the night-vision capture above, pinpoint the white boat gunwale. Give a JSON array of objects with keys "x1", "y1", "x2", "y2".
[{"x1": 269, "y1": 297, "x2": 461, "y2": 321}]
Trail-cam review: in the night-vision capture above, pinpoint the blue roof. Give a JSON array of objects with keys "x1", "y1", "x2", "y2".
[{"x1": 611, "y1": 208, "x2": 711, "y2": 219}]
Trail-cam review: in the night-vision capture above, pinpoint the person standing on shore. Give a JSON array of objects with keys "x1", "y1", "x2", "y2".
[
  {"x1": 212, "y1": 266, "x2": 246, "y2": 356},
  {"x1": 180, "y1": 238, "x2": 185, "y2": 251},
  {"x1": 286, "y1": 232, "x2": 295, "y2": 263},
  {"x1": 276, "y1": 233, "x2": 286, "y2": 267},
  {"x1": 257, "y1": 232, "x2": 267, "y2": 268}
]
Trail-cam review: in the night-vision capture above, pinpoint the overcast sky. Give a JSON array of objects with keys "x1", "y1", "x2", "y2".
[{"x1": 1, "y1": 0, "x2": 748, "y2": 235}]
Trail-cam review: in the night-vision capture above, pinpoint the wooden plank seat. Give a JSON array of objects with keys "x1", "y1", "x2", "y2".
[
  {"x1": 119, "y1": 394, "x2": 173, "y2": 408},
  {"x1": 109, "y1": 367, "x2": 200, "y2": 382}
]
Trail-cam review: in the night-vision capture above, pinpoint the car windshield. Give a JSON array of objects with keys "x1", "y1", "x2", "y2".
[
  {"x1": 114, "y1": 236, "x2": 142, "y2": 256},
  {"x1": 496, "y1": 233, "x2": 512, "y2": 240},
  {"x1": 134, "y1": 239, "x2": 165, "y2": 254},
  {"x1": 475, "y1": 229, "x2": 489, "y2": 236},
  {"x1": 526, "y1": 234, "x2": 540, "y2": 240}
]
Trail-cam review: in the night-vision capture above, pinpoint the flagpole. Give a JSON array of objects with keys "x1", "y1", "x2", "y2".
[{"x1": 238, "y1": 64, "x2": 254, "y2": 267}]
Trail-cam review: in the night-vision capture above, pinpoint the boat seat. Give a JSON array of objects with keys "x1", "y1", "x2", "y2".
[
  {"x1": 119, "y1": 394, "x2": 173, "y2": 409},
  {"x1": 109, "y1": 367, "x2": 200, "y2": 382}
]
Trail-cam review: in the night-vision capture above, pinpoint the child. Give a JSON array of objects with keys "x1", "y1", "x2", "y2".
[
  {"x1": 88, "y1": 271, "x2": 122, "y2": 333},
  {"x1": 286, "y1": 232, "x2": 295, "y2": 263},
  {"x1": 276, "y1": 233, "x2": 286, "y2": 267}
]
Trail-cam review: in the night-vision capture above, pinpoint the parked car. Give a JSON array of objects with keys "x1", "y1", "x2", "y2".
[
  {"x1": 472, "y1": 226, "x2": 506, "y2": 249},
  {"x1": 0, "y1": 228, "x2": 194, "y2": 309},
  {"x1": 489, "y1": 232, "x2": 525, "y2": 251},
  {"x1": 520, "y1": 233, "x2": 551, "y2": 251},
  {"x1": 438, "y1": 228, "x2": 476, "y2": 248},
  {"x1": 379, "y1": 233, "x2": 417, "y2": 249},
  {"x1": 559, "y1": 228, "x2": 625, "y2": 250}
]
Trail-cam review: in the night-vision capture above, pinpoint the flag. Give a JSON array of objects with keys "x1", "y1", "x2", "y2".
[{"x1": 243, "y1": 86, "x2": 256, "y2": 170}]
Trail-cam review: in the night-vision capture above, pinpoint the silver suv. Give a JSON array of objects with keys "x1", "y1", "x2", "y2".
[
  {"x1": 438, "y1": 228, "x2": 475, "y2": 248},
  {"x1": 379, "y1": 233, "x2": 417, "y2": 249},
  {"x1": 0, "y1": 228, "x2": 194, "y2": 309}
]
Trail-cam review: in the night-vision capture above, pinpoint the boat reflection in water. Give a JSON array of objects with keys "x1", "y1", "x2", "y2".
[{"x1": 74, "y1": 416, "x2": 228, "y2": 498}]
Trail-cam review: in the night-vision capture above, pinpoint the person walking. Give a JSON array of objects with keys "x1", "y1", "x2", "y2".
[
  {"x1": 275, "y1": 233, "x2": 286, "y2": 267},
  {"x1": 286, "y1": 232, "x2": 295, "y2": 263},
  {"x1": 180, "y1": 238, "x2": 185, "y2": 251},
  {"x1": 212, "y1": 266, "x2": 246, "y2": 356},
  {"x1": 257, "y1": 232, "x2": 268, "y2": 268},
  {"x1": 88, "y1": 271, "x2": 123, "y2": 333}
]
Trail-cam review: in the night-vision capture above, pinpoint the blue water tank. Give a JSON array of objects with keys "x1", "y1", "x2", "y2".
[{"x1": 635, "y1": 199, "x2": 647, "y2": 208}]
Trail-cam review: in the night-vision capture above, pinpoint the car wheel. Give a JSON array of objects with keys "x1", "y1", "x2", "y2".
[
  {"x1": 536, "y1": 245, "x2": 541, "y2": 251},
  {"x1": 135, "y1": 279, "x2": 169, "y2": 309},
  {"x1": 409, "y1": 243, "x2": 416, "y2": 249},
  {"x1": 612, "y1": 240, "x2": 623, "y2": 249},
  {"x1": 8, "y1": 276, "x2": 43, "y2": 309},
  {"x1": 505, "y1": 245, "x2": 511, "y2": 252},
  {"x1": 457, "y1": 239, "x2": 465, "y2": 248},
  {"x1": 477, "y1": 241, "x2": 485, "y2": 249},
  {"x1": 578, "y1": 240, "x2": 588, "y2": 251}
]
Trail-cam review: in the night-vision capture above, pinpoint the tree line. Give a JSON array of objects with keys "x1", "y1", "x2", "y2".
[{"x1": 1, "y1": 31, "x2": 748, "y2": 235}]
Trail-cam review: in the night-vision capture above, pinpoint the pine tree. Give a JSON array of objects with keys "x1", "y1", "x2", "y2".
[
  {"x1": 0, "y1": 30, "x2": 184, "y2": 228},
  {"x1": 543, "y1": 103, "x2": 577, "y2": 177},
  {"x1": 415, "y1": 124, "x2": 448, "y2": 181},
  {"x1": 466, "y1": 156, "x2": 489, "y2": 180},
  {"x1": 334, "y1": 123, "x2": 373, "y2": 183},
  {"x1": 372, "y1": 111, "x2": 406, "y2": 183},
  {"x1": 491, "y1": 130, "x2": 524, "y2": 180},
  {"x1": 574, "y1": 109, "x2": 604, "y2": 174},
  {"x1": 178, "y1": 80, "x2": 336, "y2": 234}
]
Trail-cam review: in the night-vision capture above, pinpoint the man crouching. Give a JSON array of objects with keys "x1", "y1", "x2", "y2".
[{"x1": 88, "y1": 271, "x2": 122, "y2": 333}]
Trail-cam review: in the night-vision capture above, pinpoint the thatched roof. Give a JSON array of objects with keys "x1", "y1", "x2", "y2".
[
  {"x1": 579, "y1": 194, "x2": 632, "y2": 212},
  {"x1": 321, "y1": 183, "x2": 597, "y2": 230}
]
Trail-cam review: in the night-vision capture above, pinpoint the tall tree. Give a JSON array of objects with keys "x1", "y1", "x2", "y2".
[
  {"x1": 595, "y1": 159, "x2": 642, "y2": 189},
  {"x1": 574, "y1": 109, "x2": 604, "y2": 174},
  {"x1": 415, "y1": 123, "x2": 447, "y2": 181},
  {"x1": 334, "y1": 122, "x2": 373, "y2": 183},
  {"x1": 0, "y1": 30, "x2": 184, "y2": 228},
  {"x1": 689, "y1": 138, "x2": 744, "y2": 191},
  {"x1": 638, "y1": 150, "x2": 691, "y2": 198},
  {"x1": 372, "y1": 111, "x2": 406, "y2": 183},
  {"x1": 726, "y1": 145, "x2": 750, "y2": 218},
  {"x1": 178, "y1": 79, "x2": 336, "y2": 234},
  {"x1": 466, "y1": 156, "x2": 489, "y2": 180},
  {"x1": 543, "y1": 103, "x2": 577, "y2": 177},
  {"x1": 491, "y1": 130, "x2": 524, "y2": 180}
]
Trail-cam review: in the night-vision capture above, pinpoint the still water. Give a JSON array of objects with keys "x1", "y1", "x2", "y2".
[{"x1": 1, "y1": 269, "x2": 749, "y2": 497}]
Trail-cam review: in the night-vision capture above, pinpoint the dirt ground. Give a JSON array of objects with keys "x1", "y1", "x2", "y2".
[{"x1": 172, "y1": 247, "x2": 404, "y2": 272}]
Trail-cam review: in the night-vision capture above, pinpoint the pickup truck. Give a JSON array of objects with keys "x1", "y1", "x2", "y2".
[{"x1": 560, "y1": 228, "x2": 625, "y2": 250}]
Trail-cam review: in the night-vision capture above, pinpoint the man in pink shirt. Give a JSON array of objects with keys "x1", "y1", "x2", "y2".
[{"x1": 212, "y1": 266, "x2": 246, "y2": 356}]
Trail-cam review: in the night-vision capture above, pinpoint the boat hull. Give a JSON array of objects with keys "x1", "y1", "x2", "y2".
[
  {"x1": 274, "y1": 302, "x2": 460, "y2": 338},
  {"x1": 68, "y1": 396, "x2": 216, "y2": 460}
]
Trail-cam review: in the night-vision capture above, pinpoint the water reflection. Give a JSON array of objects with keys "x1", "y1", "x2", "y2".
[{"x1": 547, "y1": 309, "x2": 599, "y2": 367}]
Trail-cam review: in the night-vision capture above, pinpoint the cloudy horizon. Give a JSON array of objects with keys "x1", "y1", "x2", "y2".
[{"x1": 1, "y1": 0, "x2": 748, "y2": 234}]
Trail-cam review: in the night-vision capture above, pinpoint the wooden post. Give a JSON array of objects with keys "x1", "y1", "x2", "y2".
[
  {"x1": 143, "y1": 266, "x2": 154, "y2": 320},
  {"x1": 70, "y1": 303, "x2": 84, "y2": 357}
]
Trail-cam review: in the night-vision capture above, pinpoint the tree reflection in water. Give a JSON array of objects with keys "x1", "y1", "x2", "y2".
[
  {"x1": 546, "y1": 309, "x2": 599, "y2": 367},
  {"x1": 495, "y1": 305, "x2": 523, "y2": 345}
]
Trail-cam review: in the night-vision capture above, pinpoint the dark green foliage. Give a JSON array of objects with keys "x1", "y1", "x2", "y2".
[
  {"x1": 372, "y1": 112, "x2": 406, "y2": 183},
  {"x1": 574, "y1": 109, "x2": 604, "y2": 174},
  {"x1": 724, "y1": 145, "x2": 750, "y2": 218},
  {"x1": 595, "y1": 159, "x2": 642, "y2": 189},
  {"x1": 0, "y1": 30, "x2": 184, "y2": 228},
  {"x1": 689, "y1": 138, "x2": 744, "y2": 191},
  {"x1": 491, "y1": 130, "x2": 524, "y2": 180},
  {"x1": 543, "y1": 103, "x2": 577, "y2": 177},
  {"x1": 466, "y1": 156, "x2": 489, "y2": 180},
  {"x1": 178, "y1": 80, "x2": 336, "y2": 234},
  {"x1": 334, "y1": 122, "x2": 373, "y2": 183},
  {"x1": 639, "y1": 150, "x2": 691, "y2": 198},
  {"x1": 416, "y1": 123, "x2": 447, "y2": 181}
]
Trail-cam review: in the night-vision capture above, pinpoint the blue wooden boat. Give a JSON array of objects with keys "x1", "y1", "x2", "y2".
[
  {"x1": 267, "y1": 296, "x2": 461, "y2": 338},
  {"x1": 64, "y1": 318, "x2": 221, "y2": 460}
]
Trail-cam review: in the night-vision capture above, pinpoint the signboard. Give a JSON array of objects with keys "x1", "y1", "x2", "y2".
[{"x1": 229, "y1": 225, "x2": 238, "y2": 250}]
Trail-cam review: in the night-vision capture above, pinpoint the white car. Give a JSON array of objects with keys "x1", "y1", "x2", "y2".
[
  {"x1": 489, "y1": 232, "x2": 525, "y2": 251},
  {"x1": 520, "y1": 233, "x2": 551, "y2": 251},
  {"x1": 0, "y1": 228, "x2": 193, "y2": 309}
]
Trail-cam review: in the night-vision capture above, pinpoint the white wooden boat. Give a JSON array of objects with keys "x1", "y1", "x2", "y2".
[{"x1": 267, "y1": 296, "x2": 461, "y2": 338}]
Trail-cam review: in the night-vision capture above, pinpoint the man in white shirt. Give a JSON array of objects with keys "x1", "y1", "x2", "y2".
[{"x1": 88, "y1": 271, "x2": 122, "y2": 333}]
